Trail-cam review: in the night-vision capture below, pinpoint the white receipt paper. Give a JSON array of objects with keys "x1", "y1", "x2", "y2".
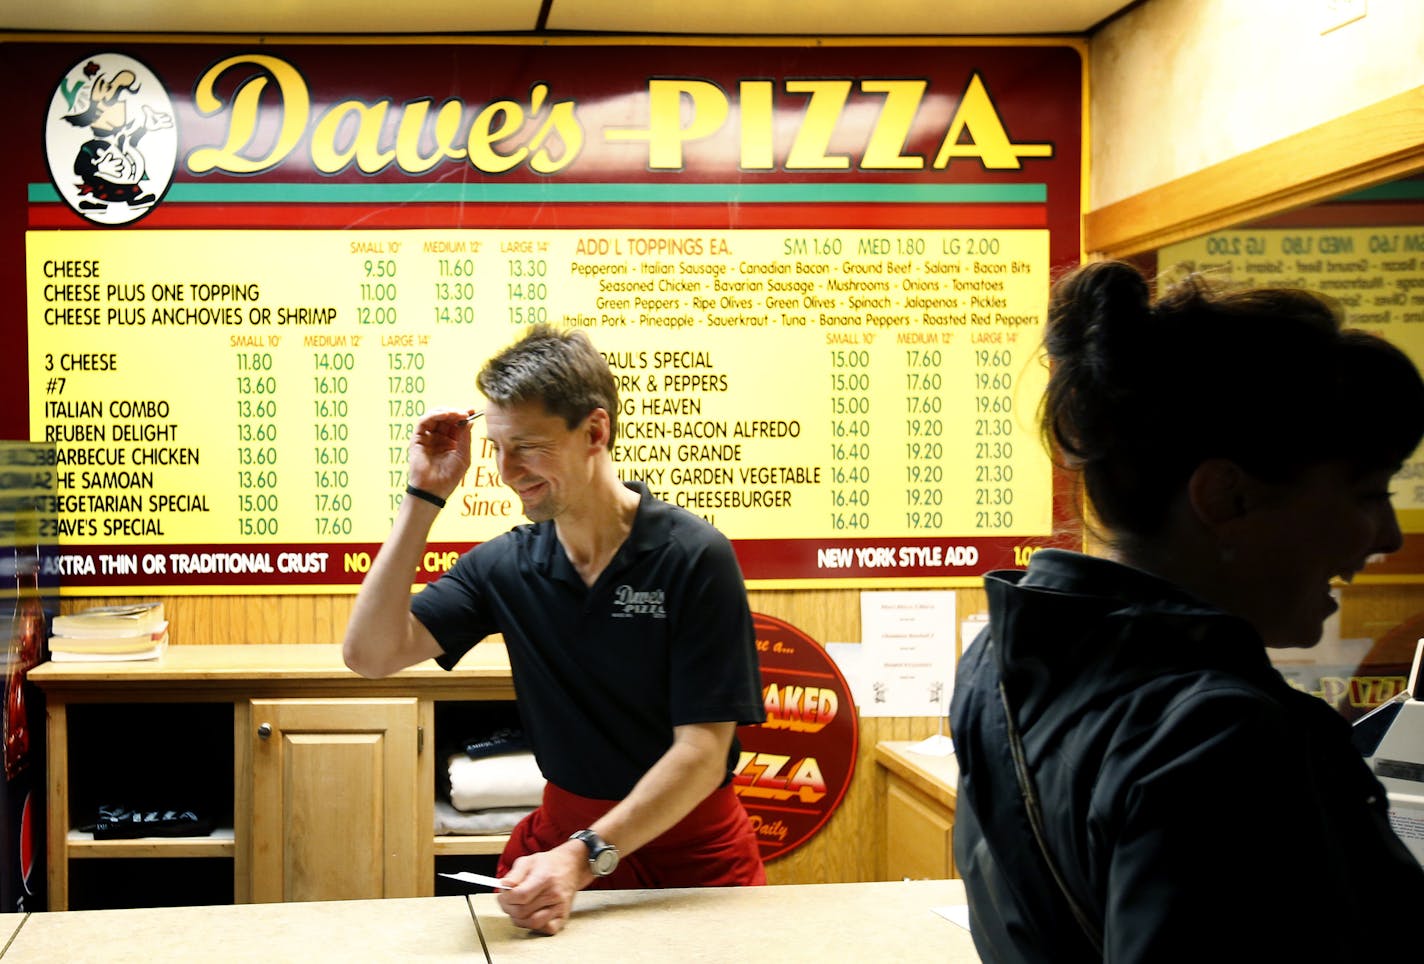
[
  {"x1": 440, "y1": 871, "x2": 510, "y2": 890},
  {"x1": 934, "y1": 905, "x2": 972, "y2": 930}
]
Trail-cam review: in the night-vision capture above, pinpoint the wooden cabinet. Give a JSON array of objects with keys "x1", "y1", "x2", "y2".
[
  {"x1": 247, "y1": 698, "x2": 423, "y2": 903},
  {"x1": 31, "y1": 643, "x2": 515, "y2": 911},
  {"x1": 875, "y1": 740, "x2": 958, "y2": 881}
]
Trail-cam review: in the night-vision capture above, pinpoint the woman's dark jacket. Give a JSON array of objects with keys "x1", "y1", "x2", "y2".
[{"x1": 950, "y1": 549, "x2": 1424, "y2": 962}]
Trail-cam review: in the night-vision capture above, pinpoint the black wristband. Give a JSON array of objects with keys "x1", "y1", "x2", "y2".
[{"x1": 405, "y1": 484, "x2": 447, "y2": 510}]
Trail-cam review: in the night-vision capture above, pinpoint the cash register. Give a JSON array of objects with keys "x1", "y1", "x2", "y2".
[{"x1": 1356, "y1": 639, "x2": 1424, "y2": 866}]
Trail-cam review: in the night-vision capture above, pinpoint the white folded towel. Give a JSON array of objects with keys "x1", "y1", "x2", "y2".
[
  {"x1": 447, "y1": 752, "x2": 546, "y2": 812},
  {"x1": 434, "y1": 799, "x2": 534, "y2": 835}
]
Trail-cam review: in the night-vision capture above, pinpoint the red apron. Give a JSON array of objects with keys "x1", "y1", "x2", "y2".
[{"x1": 498, "y1": 782, "x2": 767, "y2": 889}]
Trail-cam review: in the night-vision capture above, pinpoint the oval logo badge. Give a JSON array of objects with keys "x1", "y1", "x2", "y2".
[{"x1": 45, "y1": 53, "x2": 178, "y2": 226}]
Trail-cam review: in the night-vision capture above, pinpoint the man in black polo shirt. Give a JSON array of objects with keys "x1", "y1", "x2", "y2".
[{"x1": 343, "y1": 324, "x2": 766, "y2": 935}]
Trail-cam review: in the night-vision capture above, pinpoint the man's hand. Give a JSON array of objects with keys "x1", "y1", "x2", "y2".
[
  {"x1": 408, "y1": 409, "x2": 477, "y2": 499},
  {"x1": 495, "y1": 840, "x2": 594, "y2": 935}
]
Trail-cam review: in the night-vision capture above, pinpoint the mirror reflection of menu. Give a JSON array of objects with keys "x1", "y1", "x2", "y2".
[
  {"x1": 1157, "y1": 177, "x2": 1424, "y2": 724},
  {"x1": 1157, "y1": 183, "x2": 1424, "y2": 540}
]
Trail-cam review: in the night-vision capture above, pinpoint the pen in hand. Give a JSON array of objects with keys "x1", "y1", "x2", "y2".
[{"x1": 415, "y1": 410, "x2": 483, "y2": 440}]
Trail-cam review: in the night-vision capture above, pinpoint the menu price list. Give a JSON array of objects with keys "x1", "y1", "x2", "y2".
[{"x1": 28, "y1": 227, "x2": 1055, "y2": 571}]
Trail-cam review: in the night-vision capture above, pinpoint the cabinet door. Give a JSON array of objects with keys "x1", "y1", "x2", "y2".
[
  {"x1": 249, "y1": 698, "x2": 420, "y2": 903},
  {"x1": 885, "y1": 777, "x2": 954, "y2": 880}
]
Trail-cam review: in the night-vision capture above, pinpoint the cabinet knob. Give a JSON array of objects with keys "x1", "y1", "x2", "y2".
[{"x1": 257, "y1": 722, "x2": 272, "y2": 740}]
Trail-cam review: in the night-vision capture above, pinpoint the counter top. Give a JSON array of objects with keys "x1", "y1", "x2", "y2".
[
  {"x1": 3, "y1": 896, "x2": 478, "y2": 962},
  {"x1": 28, "y1": 641, "x2": 514, "y2": 700},
  {"x1": 473, "y1": 879, "x2": 974, "y2": 961},
  {"x1": 0, "y1": 880, "x2": 974, "y2": 962},
  {"x1": 874, "y1": 739, "x2": 959, "y2": 809},
  {"x1": 0, "y1": 913, "x2": 23, "y2": 954}
]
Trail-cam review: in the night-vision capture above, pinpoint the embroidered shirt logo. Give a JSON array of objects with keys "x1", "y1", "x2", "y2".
[{"x1": 612, "y1": 585, "x2": 667, "y2": 618}]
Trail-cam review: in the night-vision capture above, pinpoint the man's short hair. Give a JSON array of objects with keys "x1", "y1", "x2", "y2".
[{"x1": 477, "y1": 324, "x2": 621, "y2": 445}]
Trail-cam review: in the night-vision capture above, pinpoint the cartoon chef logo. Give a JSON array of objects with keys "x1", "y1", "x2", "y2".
[{"x1": 44, "y1": 53, "x2": 177, "y2": 226}]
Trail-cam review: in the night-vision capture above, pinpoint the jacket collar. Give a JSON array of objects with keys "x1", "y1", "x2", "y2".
[{"x1": 985, "y1": 549, "x2": 1273, "y2": 714}]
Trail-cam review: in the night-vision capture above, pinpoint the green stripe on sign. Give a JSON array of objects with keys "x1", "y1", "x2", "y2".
[{"x1": 30, "y1": 182, "x2": 1046, "y2": 204}]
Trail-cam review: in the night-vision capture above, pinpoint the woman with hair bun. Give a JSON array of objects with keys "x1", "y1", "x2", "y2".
[{"x1": 950, "y1": 259, "x2": 1424, "y2": 962}]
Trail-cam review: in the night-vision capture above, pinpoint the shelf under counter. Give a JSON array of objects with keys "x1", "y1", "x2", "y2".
[
  {"x1": 433, "y1": 834, "x2": 507, "y2": 856},
  {"x1": 67, "y1": 827, "x2": 236, "y2": 859},
  {"x1": 69, "y1": 828, "x2": 507, "y2": 860}
]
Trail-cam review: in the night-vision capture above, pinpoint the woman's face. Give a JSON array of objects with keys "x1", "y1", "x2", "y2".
[{"x1": 1230, "y1": 461, "x2": 1403, "y2": 648}]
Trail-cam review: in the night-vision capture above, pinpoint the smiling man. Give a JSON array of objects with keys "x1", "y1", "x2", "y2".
[{"x1": 343, "y1": 324, "x2": 766, "y2": 935}]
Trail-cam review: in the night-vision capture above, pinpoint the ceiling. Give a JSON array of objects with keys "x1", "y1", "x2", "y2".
[{"x1": 0, "y1": 0, "x2": 1137, "y2": 37}]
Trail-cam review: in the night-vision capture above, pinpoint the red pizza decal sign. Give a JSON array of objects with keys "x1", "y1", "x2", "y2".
[{"x1": 735, "y1": 613, "x2": 858, "y2": 861}]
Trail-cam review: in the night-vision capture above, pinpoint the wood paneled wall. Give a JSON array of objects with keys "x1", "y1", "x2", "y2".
[{"x1": 742, "y1": 587, "x2": 987, "y2": 884}]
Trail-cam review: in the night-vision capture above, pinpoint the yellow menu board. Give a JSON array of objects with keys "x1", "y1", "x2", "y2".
[{"x1": 29, "y1": 227, "x2": 1055, "y2": 590}]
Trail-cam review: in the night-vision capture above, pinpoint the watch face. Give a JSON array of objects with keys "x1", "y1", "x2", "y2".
[{"x1": 592, "y1": 847, "x2": 618, "y2": 875}]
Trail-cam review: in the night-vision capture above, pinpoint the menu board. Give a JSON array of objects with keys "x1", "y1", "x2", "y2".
[
  {"x1": 29, "y1": 225, "x2": 1056, "y2": 587},
  {"x1": 1160, "y1": 225, "x2": 1424, "y2": 571},
  {"x1": 3, "y1": 39, "x2": 1086, "y2": 592}
]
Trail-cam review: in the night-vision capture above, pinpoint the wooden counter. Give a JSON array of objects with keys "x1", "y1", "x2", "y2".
[
  {"x1": 875, "y1": 739, "x2": 959, "y2": 810},
  {"x1": 0, "y1": 881, "x2": 974, "y2": 962},
  {"x1": 29, "y1": 643, "x2": 516, "y2": 910},
  {"x1": 474, "y1": 879, "x2": 974, "y2": 962},
  {"x1": 2, "y1": 895, "x2": 477, "y2": 962},
  {"x1": 875, "y1": 740, "x2": 959, "y2": 880},
  {"x1": 28, "y1": 641, "x2": 515, "y2": 702}
]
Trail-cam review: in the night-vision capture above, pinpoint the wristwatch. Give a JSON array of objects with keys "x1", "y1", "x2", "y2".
[{"x1": 570, "y1": 829, "x2": 620, "y2": 876}]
